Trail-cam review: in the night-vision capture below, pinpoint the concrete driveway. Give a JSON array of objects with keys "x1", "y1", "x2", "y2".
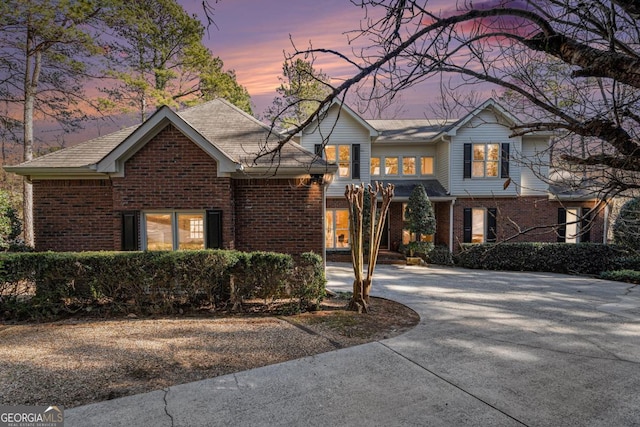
[{"x1": 67, "y1": 263, "x2": 640, "y2": 426}]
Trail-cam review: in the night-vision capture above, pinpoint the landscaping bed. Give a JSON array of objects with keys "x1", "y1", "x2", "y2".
[{"x1": 0, "y1": 295, "x2": 418, "y2": 409}]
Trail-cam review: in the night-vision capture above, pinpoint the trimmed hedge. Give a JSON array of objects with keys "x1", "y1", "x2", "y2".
[
  {"x1": 600, "y1": 269, "x2": 640, "y2": 284},
  {"x1": 455, "y1": 243, "x2": 626, "y2": 275},
  {"x1": 0, "y1": 250, "x2": 325, "y2": 320}
]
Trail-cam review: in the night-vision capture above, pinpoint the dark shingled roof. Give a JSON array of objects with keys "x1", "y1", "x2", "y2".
[{"x1": 375, "y1": 179, "x2": 450, "y2": 199}]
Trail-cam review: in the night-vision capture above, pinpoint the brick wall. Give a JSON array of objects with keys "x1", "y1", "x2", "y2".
[
  {"x1": 32, "y1": 179, "x2": 114, "y2": 251},
  {"x1": 452, "y1": 197, "x2": 605, "y2": 251},
  {"x1": 234, "y1": 178, "x2": 324, "y2": 256},
  {"x1": 110, "y1": 124, "x2": 235, "y2": 249}
]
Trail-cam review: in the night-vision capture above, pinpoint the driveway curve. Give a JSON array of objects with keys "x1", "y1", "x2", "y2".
[{"x1": 67, "y1": 263, "x2": 640, "y2": 427}]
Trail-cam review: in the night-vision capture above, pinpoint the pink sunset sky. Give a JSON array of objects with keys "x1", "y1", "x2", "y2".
[{"x1": 179, "y1": 0, "x2": 482, "y2": 119}]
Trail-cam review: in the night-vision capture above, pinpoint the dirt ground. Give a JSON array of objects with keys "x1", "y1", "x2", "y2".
[{"x1": 0, "y1": 295, "x2": 419, "y2": 409}]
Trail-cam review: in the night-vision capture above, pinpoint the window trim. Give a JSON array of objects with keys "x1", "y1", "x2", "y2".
[
  {"x1": 558, "y1": 207, "x2": 591, "y2": 243},
  {"x1": 464, "y1": 143, "x2": 509, "y2": 179},
  {"x1": 371, "y1": 155, "x2": 435, "y2": 177},
  {"x1": 463, "y1": 207, "x2": 497, "y2": 243}
]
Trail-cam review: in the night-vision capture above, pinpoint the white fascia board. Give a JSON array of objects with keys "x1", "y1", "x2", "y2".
[{"x1": 96, "y1": 106, "x2": 239, "y2": 176}]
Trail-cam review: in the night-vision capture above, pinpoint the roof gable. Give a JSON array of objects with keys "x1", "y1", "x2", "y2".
[
  {"x1": 301, "y1": 99, "x2": 379, "y2": 138},
  {"x1": 441, "y1": 98, "x2": 521, "y2": 137},
  {"x1": 96, "y1": 105, "x2": 239, "y2": 176}
]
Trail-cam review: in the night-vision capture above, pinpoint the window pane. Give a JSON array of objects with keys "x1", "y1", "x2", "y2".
[
  {"x1": 421, "y1": 157, "x2": 434, "y2": 175},
  {"x1": 385, "y1": 157, "x2": 398, "y2": 175},
  {"x1": 403, "y1": 157, "x2": 416, "y2": 175},
  {"x1": 335, "y1": 209, "x2": 350, "y2": 248},
  {"x1": 487, "y1": 144, "x2": 499, "y2": 160},
  {"x1": 371, "y1": 157, "x2": 380, "y2": 175},
  {"x1": 325, "y1": 210, "x2": 334, "y2": 248},
  {"x1": 486, "y1": 161, "x2": 499, "y2": 177},
  {"x1": 472, "y1": 161, "x2": 485, "y2": 177},
  {"x1": 325, "y1": 146, "x2": 336, "y2": 162},
  {"x1": 472, "y1": 209, "x2": 485, "y2": 243},
  {"x1": 177, "y1": 213, "x2": 204, "y2": 250},
  {"x1": 338, "y1": 145, "x2": 350, "y2": 161},
  {"x1": 146, "y1": 213, "x2": 173, "y2": 250},
  {"x1": 565, "y1": 208, "x2": 579, "y2": 243},
  {"x1": 473, "y1": 145, "x2": 485, "y2": 161}
]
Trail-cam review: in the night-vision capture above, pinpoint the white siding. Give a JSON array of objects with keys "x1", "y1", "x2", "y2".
[
  {"x1": 519, "y1": 136, "x2": 550, "y2": 195},
  {"x1": 435, "y1": 140, "x2": 450, "y2": 192},
  {"x1": 298, "y1": 104, "x2": 372, "y2": 197},
  {"x1": 449, "y1": 111, "x2": 521, "y2": 197}
]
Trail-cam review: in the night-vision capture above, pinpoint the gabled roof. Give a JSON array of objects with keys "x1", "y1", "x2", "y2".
[
  {"x1": 436, "y1": 98, "x2": 522, "y2": 138},
  {"x1": 301, "y1": 99, "x2": 378, "y2": 138},
  {"x1": 6, "y1": 99, "x2": 334, "y2": 179},
  {"x1": 368, "y1": 119, "x2": 458, "y2": 143}
]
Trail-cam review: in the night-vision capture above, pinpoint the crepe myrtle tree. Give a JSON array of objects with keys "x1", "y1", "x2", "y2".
[
  {"x1": 258, "y1": 0, "x2": 640, "y2": 213},
  {"x1": 345, "y1": 182, "x2": 394, "y2": 313}
]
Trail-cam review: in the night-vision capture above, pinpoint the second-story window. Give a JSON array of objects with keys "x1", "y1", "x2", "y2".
[
  {"x1": 403, "y1": 157, "x2": 416, "y2": 175},
  {"x1": 472, "y1": 143, "x2": 500, "y2": 178},
  {"x1": 385, "y1": 157, "x2": 399, "y2": 175},
  {"x1": 371, "y1": 157, "x2": 381, "y2": 176},
  {"x1": 325, "y1": 145, "x2": 350, "y2": 178},
  {"x1": 421, "y1": 157, "x2": 434, "y2": 175}
]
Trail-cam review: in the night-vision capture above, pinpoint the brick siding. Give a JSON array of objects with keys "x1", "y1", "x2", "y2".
[
  {"x1": 234, "y1": 178, "x2": 324, "y2": 255},
  {"x1": 31, "y1": 124, "x2": 325, "y2": 257}
]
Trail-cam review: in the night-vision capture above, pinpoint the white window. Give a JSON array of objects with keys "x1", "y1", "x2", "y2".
[
  {"x1": 472, "y1": 143, "x2": 499, "y2": 178},
  {"x1": 325, "y1": 145, "x2": 350, "y2": 178},
  {"x1": 144, "y1": 212, "x2": 205, "y2": 250},
  {"x1": 402, "y1": 157, "x2": 416, "y2": 175},
  {"x1": 421, "y1": 157, "x2": 434, "y2": 175},
  {"x1": 371, "y1": 157, "x2": 381, "y2": 176},
  {"x1": 471, "y1": 208, "x2": 485, "y2": 243},
  {"x1": 326, "y1": 209, "x2": 350, "y2": 249}
]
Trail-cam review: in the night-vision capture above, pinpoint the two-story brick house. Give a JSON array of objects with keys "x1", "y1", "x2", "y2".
[{"x1": 295, "y1": 99, "x2": 606, "y2": 259}]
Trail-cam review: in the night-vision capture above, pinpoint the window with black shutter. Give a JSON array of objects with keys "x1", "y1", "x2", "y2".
[
  {"x1": 557, "y1": 208, "x2": 567, "y2": 242},
  {"x1": 463, "y1": 208, "x2": 472, "y2": 243},
  {"x1": 487, "y1": 208, "x2": 497, "y2": 242}
]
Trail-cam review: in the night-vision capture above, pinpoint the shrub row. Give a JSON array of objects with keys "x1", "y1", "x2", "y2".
[
  {"x1": 0, "y1": 250, "x2": 325, "y2": 321},
  {"x1": 455, "y1": 242, "x2": 628, "y2": 275}
]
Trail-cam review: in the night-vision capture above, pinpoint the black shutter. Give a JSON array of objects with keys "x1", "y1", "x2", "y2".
[
  {"x1": 557, "y1": 208, "x2": 567, "y2": 243},
  {"x1": 581, "y1": 208, "x2": 592, "y2": 242},
  {"x1": 206, "y1": 210, "x2": 222, "y2": 249},
  {"x1": 352, "y1": 144, "x2": 361, "y2": 180},
  {"x1": 121, "y1": 211, "x2": 139, "y2": 251},
  {"x1": 314, "y1": 144, "x2": 323, "y2": 157},
  {"x1": 487, "y1": 208, "x2": 497, "y2": 243},
  {"x1": 463, "y1": 208, "x2": 472, "y2": 243},
  {"x1": 501, "y1": 143, "x2": 510, "y2": 178},
  {"x1": 463, "y1": 143, "x2": 472, "y2": 178}
]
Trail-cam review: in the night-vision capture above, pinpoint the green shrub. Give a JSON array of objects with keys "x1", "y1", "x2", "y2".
[
  {"x1": 455, "y1": 242, "x2": 624, "y2": 275},
  {"x1": 0, "y1": 249, "x2": 324, "y2": 321},
  {"x1": 613, "y1": 197, "x2": 640, "y2": 252},
  {"x1": 290, "y1": 252, "x2": 326, "y2": 310},
  {"x1": 600, "y1": 269, "x2": 640, "y2": 284},
  {"x1": 427, "y1": 245, "x2": 454, "y2": 266}
]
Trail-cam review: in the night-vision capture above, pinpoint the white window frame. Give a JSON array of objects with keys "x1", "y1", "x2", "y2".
[
  {"x1": 142, "y1": 211, "x2": 206, "y2": 251},
  {"x1": 325, "y1": 145, "x2": 351, "y2": 178},
  {"x1": 326, "y1": 208, "x2": 350, "y2": 250},
  {"x1": 472, "y1": 143, "x2": 500, "y2": 178},
  {"x1": 420, "y1": 156, "x2": 435, "y2": 175}
]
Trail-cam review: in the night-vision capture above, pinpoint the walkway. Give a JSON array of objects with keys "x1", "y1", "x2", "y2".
[{"x1": 67, "y1": 263, "x2": 640, "y2": 426}]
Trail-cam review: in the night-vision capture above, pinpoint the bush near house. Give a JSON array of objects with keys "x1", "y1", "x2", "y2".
[
  {"x1": 455, "y1": 243, "x2": 627, "y2": 275},
  {"x1": 600, "y1": 269, "x2": 640, "y2": 284},
  {"x1": 0, "y1": 250, "x2": 325, "y2": 321}
]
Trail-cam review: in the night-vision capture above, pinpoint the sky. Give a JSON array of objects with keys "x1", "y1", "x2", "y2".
[{"x1": 179, "y1": 0, "x2": 466, "y2": 119}]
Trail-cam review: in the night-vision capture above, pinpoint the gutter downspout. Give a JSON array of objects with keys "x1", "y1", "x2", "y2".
[
  {"x1": 603, "y1": 201, "x2": 610, "y2": 244},
  {"x1": 449, "y1": 199, "x2": 456, "y2": 253}
]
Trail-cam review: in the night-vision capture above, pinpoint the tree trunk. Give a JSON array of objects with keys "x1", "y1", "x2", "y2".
[{"x1": 22, "y1": 29, "x2": 40, "y2": 247}]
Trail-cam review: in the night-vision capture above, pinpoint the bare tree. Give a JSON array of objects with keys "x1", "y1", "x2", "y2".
[{"x1": 262, "y1": 0, "x2": 640, "y2": 203}]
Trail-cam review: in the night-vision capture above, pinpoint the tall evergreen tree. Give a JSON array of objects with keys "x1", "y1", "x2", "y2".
[{"x1": 405, "y1": 184, "x2": 436, "y2": 250}]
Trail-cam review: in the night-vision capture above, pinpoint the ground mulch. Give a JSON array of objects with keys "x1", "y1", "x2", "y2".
[{"x1": 0, "y1": 296, "x2": 418, "y2": 409}]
